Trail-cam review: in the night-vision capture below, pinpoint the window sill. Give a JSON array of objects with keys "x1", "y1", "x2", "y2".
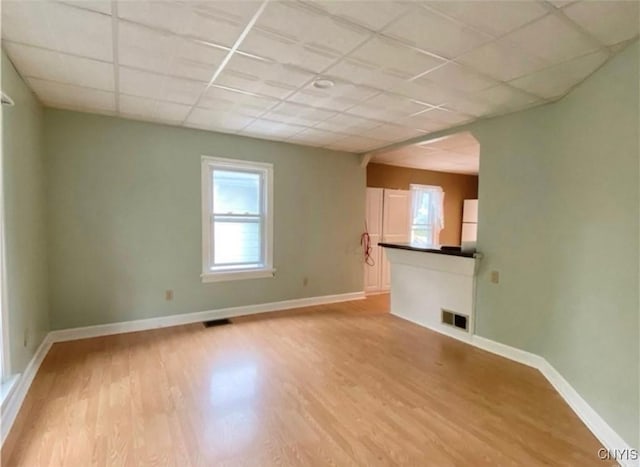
[{"x1": 201, "y1": 268, "x2": 276, "y2": 283}]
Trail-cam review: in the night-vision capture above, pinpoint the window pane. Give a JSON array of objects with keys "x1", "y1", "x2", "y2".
[
  {"x1": 412, "y1": 191, "x2": 432, "y2": 225},
  {"x1": 213, "y1": 219, "x2": 262, "y2": 265},
  {"x1": 213, "y1": 170, "x2": 260, "y2": 214},
  {"x1": 411, "y1": 227, "x2": 433, "y2": 247}
]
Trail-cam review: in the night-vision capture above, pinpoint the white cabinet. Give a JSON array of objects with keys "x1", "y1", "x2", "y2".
[
  {"x1": 364, "y1": 188, "x2": 410, "y2": 293},
  {"x1": 364, "y1": 188, "x2": 383, "y2": 293}
]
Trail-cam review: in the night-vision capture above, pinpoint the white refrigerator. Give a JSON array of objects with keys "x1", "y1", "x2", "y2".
[{"x1": 461, "y1": 199, "x2": 478, "y2": 245}]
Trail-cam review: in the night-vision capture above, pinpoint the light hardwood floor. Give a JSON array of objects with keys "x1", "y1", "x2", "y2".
[{"x1": 2, "y1": 295, "x2": 607, "y2": 466}]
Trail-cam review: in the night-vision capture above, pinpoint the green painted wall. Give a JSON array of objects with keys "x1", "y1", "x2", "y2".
[
  {"x1": 422, "y1": 41, "x2": 638, "y2": 447},
  {"x1": 1, "y1": 52, "x2": 49, "y2": 374},
  {"x1": 44, "y1": 110, "x2": 365, "y2": 330}
]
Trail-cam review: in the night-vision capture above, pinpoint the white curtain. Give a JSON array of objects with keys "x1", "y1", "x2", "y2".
[{"x1": 410, "y1": 184, "x2": 444, "y2": 246}]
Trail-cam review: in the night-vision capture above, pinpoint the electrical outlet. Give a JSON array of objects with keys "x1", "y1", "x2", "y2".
[
  {"x1": 303, "y1": 277, "x2": 309, "y2": 287},
  {"x1": 490, "y1": 271, "x2": 500, "y2": 284},
  {"x1": 165, "y1": 290, "x2": 174, "y2": 301}
]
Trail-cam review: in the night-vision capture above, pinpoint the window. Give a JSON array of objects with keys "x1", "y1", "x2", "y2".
[
  {"x1": 201, "y1": 156, "x2": 274, "y2": 282},
  {"x1": 410, "y1": 184, "x2": 444, "y2": 247}
]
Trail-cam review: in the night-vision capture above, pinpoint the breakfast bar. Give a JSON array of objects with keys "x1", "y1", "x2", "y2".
[{"x1": 378, "y1": 243, "x2": 481, "y2": 342}]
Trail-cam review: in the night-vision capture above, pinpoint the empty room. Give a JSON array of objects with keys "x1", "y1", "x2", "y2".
[{"x1": 0, "y1": 0, "x2": 638, "y2": 465}]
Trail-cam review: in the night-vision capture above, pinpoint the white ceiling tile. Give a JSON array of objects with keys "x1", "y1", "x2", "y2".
[
  {"x1": 191, "y1": 1, "x2": 265, "y2": 23},
  {"x1": 509, "y1": 50, "x2": 609, "y2": 99},
  {"x1": 563, "y1": 1, "x2": 640, "y2": 46},
  {"x1": 305, "y1": 0, "x2": 411, "y2": 31},
  {"x1": 27, "y1": 78, "x2": 115, "y2": 113},
  {"x1": 394, "y1": 114, "x2": 452, "y2": 133},
  {"x1": 436, "y1": 93, "x2": 495, "y2": 117},
  {"x1": 347, "y1": 101, "x2": 409, "y2": 121},
  {"x1": 505, "y1": 13, "x2": 600, "y2": 62},
  {"x1": 119, "y1": 67, "x2": 207, "y2": 105},
  {"x1": 474, "y1": 84, "x2": 541, "y2": 114},
  {"x1": 254, "y1": 2, "x2": 370, "y2": 56},
  {"x1": 3, "y1": 1, "x2": 113, "y2": 61},
  {"x1": 4, "y1": 42, "x2": 114, "y2": 91},
  {"x1": 326, "y1": 134, "x2": 388, "y2": 152},
  {"x1": 56, "y1": 5, "x2": 114, "y2": 62},
  {"x1": 288, "y1": 127, "x2": 346, "y2": 145},
  {"x1": 417, "y1": 62, "x2": 498, "y2": 93},
  {"x1": 326, "y1": 59, "x2": 405, "y2": 91},
  {"x1": 390, "y1": 80, "x2": 456, "y2": 106},
  {"x1": 372, "y1": 132, "x2": 479, "y2": 174},
  {"x1": 266, "y1": 102, "x2": 336, "y2": 126},
  {"x1": 422, "y1": 131, "x2": 478, "y2": 150},
  {"x1": 287, "y1": 90, "x2": 358, "y2": 112},
  {"x1": 59, "y1": 1, "x2": 112, "y2": 15},
  {"x1": 414, "y1": 108, "x2": 473, "y2": 126},
  {"x1": 548, "y1": 0, "x2": 578, "y2": 8},
  {"x1": 199, "y1": 86, "x2": 280, "y2": 115},
  {"x1": 361, "y1": 124, "x2": 426, "y2": 142},
  {"x1": 382, "y1": 5, "x2": 493, "y2": 58},
  {"x1": 350, "y1": 37, "x2": 446, "y2": 78},
  {"x1": 314, "y1": 113, "x2": 381, "y2": 133},
  {"x1": 119, "y1": 95, "x2": 191, "y2": 123},
  {"x1": 242, "y1": 119, "x2": 308, "y2": 139},
  {"x1": 239, "y1": 29, "x2": 340, "y2": 73},
  {"x1": 457, "y1": 37, "x2": 549, "y2": 81},
  {"x1": 225, "y1": 55, "x2": 315, "y2": 87},
  {"x1": 216, "y1": 70, "x2": 297, "y2": 100},
  {"x1": 185, "y1": 108, "x2": 254, "y2": 132},
  {"x1": 117, "y1": 1, "x2": 247, "y2": 47},
  {"x1": 217, "y1": 55, "x2": 315, "y2": 99},
  {"x1": 118, "y1": 22, "x2": 225, "y2": 82},
  {"x1": 363, "y1": 92, "x2": 432, "y2": 116},
  {"x1": 426, "y1": 1, "x2": 548, "y2": 37}
]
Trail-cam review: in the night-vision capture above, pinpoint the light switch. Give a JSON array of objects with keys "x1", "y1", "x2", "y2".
[{"x1": 490, "y1": 271, "x2": 499, "y2": 284}]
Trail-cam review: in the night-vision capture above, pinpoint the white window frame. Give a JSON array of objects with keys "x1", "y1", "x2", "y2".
[
  {"x1": 409, "y1": 184, "x2": 445, "y2": 247},
  {"x1": 201, "y1": 156, "x2": 274, "y2": 283},
  {"x1": 0, "y1": 87, "x2": 10, "y2": 382}
]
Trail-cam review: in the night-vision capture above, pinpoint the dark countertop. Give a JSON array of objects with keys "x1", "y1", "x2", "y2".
[{"x1": 378, "y1": 242, "x2": 476, "y2": 258}]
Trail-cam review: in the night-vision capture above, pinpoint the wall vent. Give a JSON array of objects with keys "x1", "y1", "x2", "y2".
[
  {"x1": 441, "y1": 309, "x2": 468, "y2": 332},
  {"x1": 203, "y1": 318, "x2": 232, "y2": 328}
]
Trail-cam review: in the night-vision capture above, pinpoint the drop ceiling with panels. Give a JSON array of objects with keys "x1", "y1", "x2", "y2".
[
  {"x1": 372, "y1": 131, "x2": 480, "y2": 175},
  {"x1": 2, "y1": 0, "x2": 638, "y2": 155}
]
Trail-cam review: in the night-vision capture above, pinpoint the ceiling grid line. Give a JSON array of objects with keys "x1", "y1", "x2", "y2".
[
  {"x1": 2, "y1": 0, "x2": 637, "y2": 154},
  {"x1": 181, "y1": 0, "x2": 271, "y2": 124}
]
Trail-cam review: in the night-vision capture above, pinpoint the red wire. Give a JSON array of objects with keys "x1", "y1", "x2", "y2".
[{"x1": 361, "y1": 222, "x2": 375, "y2": 266}]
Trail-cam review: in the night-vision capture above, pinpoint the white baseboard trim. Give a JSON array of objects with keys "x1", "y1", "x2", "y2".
[
  {"x1": 48, "y1": 291, "x2": 365, "y2": 343},
  {"x1": 471, "y1": 335, "x2": 636, "y2": 467},
  {"x1": 471, "y1": 335, "x2": 545, "y2": 369},
  {"x1": 4, "y1": 293, "x2": 634, "y2": 467},
  {"x1": 391, "y1": 316, "x2": 635, "y2": 467},
  {"x1": 1, "y1": 334, "x2": 52, "y2": 446},
  {"x1": 0, "y1": 291, "x2": 365, "y2": 448},
  {"x1": 390, "y1": 311, "x2": 472, "y2": 345}
]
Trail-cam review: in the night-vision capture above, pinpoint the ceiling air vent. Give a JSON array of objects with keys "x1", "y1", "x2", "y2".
[{"x1": 441, "y1": 309, "x2": 468, "y2": 332}]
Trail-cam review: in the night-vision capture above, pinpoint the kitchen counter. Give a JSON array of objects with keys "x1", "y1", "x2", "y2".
[{"x1": 378, "y1": 242, "x2": 475, "y2": 258}]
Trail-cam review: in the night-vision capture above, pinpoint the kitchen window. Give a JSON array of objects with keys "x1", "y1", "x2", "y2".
[
  {"x1": 410, "y1": 184, "x2": 444, "y2": 247},
  {"x1": 201, "y1": 156, "x2": 274, "y2": 282}
]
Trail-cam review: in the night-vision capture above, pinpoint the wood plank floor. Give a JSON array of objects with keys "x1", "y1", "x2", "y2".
[{"x1": 2, "y1": 295, "x2": 607, "y2": 466}]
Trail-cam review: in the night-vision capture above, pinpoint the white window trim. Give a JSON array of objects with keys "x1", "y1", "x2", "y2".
[
  {"x1": 201, "y1": 156, "x2": 275, "y2": 283},
  {"x1": 0, "y1": 87, "x2": 10, "y2": 382}
]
